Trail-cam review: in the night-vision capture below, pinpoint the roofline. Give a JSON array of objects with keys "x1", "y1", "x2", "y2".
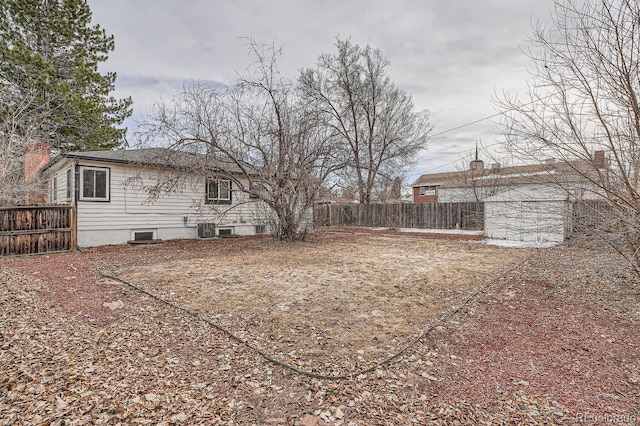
[
  {"x1": 40, "y1": 150, "x2": 249, "y2": 176},
  {"x1": 43, "y1": 152, "x2": 141, "y2": 169},
  {"x1": 411, "y1": 182, "x2": 443, "y2": 187},
  {"x1": 411, "y1": 159, "x2": 597, "y2": 187}
]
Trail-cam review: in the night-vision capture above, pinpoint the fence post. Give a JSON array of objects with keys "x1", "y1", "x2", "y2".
[{"x1": 69, "y1": 201, "x2": 77, "y2": 249}]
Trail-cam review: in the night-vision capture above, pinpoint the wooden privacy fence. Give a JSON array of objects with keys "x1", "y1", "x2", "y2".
[
  {"x1": 0, "y1": 204, "x2": 75, "y2": 256},
  {"x1": 314, "y1": 202, "x2": 484, "y2": 230},
  {"x1": 567, "y1": 199, "x2": 617, "y2": 239}
]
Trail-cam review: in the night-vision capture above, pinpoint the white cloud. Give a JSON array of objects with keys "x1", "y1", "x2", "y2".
[{"x1": 87, "y1": 0, "x2": 554, "y2": 181}]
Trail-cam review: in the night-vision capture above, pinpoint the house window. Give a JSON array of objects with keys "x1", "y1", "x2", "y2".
[
  {"x1": 50, "y1": 177, "x2": 57, "y2": 202},
  {"x1": 420, "y1": 186, "x2": 437, "y2": 197},
  {"x1": 80, "y1": 166, "x2": 110, "y2": 201},
  {"x1": 206, "y1": 178, "x2": 232, "y2": 204},
  {"x1": 66, "y1": 168, "x2": 73, "y2": 200}
]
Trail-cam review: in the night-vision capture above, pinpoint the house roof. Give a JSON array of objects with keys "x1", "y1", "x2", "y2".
[
  {"x1": 411, "y1": 160, "x2": 601, "y2": 189},
  {"x1": 41, "y1": 148, "x2": 249, "y2": 175}
]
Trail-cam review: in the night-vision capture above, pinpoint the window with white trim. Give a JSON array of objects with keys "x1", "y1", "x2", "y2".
[
  {"x1": 50, "y1": 176, "x2": 57, "y2": 202},
  {"x1": 205, "y1": 178, "x2": 232, "y2": 205},
  {"x1": 80, "y1": 166, "x2": 110, "y2": 201},
  {"x1": 66, "y1": 168, "x2": 73, "y2": 200},
  {"x1": 420, "y1": 186, "x2": 437, "y2": 197}
]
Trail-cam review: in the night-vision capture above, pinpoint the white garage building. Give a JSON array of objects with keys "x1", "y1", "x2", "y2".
[{"x1": 483, "y1": 186, "x2": 569, "y2": 244}]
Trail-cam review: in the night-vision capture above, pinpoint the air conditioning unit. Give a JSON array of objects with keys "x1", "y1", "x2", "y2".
[{"x1": 197, "y1": 223, "x2": 216, "y2": 238}]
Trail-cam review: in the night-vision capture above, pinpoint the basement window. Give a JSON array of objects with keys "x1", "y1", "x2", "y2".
[
  {"x1": 218, "y1": 228, "x2": 233, "y2": 236},
  {"x1": 133, "y1": 230, "x2": 156, "y2": 241}
]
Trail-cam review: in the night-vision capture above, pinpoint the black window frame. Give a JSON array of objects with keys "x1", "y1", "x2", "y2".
[{"x1": 134, "y1": 231, "x2": 155, "y2": 241}]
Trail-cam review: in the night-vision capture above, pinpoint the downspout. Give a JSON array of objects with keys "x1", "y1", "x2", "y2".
[{"x1": 74, "y1": 160, "x2": 81, "y2": 251}]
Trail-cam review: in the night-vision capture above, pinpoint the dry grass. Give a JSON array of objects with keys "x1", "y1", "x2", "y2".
[{"x1": 116, "y1": 235, "x2": 530, "y2": 373}]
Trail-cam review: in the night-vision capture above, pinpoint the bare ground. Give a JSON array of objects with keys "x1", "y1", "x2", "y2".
[
  {"x1": 1, "y1": 231, "x2": 639, "y2": 425},
  {"x1": 112, "y1": 236, "x2": 527, "y2": 374}
]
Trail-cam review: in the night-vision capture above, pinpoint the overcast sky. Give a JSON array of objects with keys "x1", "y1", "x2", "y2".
[{"x1": 87, "y1": 0, "x2": 555, "y2": 182}]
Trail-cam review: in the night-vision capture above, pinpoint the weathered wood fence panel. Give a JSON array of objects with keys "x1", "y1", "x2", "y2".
[
  {"x1": 314, "y1": 202, "x2": 484, "y2": 230},
  {"x1": 0, "y1": 205, "x2": 74, "y2": 255},
  {"x1": 567, "y1": 199, "x2": 615, "y2": 239}
]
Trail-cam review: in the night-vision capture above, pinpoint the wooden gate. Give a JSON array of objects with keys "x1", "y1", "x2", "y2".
[{"x1": 0, "y1": 204, "x2": 75, "y2": 256}]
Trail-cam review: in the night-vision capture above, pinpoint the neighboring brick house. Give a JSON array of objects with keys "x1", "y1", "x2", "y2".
[{"x1": 411, "y1": 154, "x2": 607, "y2": 204}]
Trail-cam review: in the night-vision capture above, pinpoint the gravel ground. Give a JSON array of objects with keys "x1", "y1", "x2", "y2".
[{"x1": 1, "y1": 231, "x2": 639, "y2": 425}]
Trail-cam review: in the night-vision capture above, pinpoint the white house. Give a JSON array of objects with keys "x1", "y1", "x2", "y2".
[{"x1": 35, "y1": 147, "x2": 272, "y2": 247}]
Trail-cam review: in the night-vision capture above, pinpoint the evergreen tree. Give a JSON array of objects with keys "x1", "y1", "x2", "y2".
[{"x1": 0, "y1": 0, "x2": 132, "y2": 151}]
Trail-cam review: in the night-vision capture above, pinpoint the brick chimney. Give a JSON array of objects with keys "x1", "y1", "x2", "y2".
[
  {"x1": 594, "y1": 150, "x2": 607, "y2": 169},
  {"x1": 469, "y1": 159, "x2": 484, "y2": 172},
  {"x1": 469, "y1": 142, "x2": 484, "y2": 172},
  {"x1": 24, "y1": 141, "x2": 51, "y2": 204}
]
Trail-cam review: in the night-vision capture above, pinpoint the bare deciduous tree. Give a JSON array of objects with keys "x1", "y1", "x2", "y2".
[
  {"x1": 139, "y1": 41, "x2": 341, "y2": 240},
  {"x1": 494, "y1": 0, "x2": 640, "y2": 273},
  {"x1": 300, "y1": 38, "x2": 431, "y2": 204},
  {"x1": 0, "y1": 85, "x2": 44, "y2": 205}
]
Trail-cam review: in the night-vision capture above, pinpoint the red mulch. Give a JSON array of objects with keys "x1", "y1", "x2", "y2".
[
  {"x1": 4, "y1": 236, "x2": 277, "y2": 326},
  {"x1": 429, "y1": 276, "x2": 639, "y2": 419}
]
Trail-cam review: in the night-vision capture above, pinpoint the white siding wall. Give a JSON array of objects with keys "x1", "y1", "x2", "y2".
[
  {"x1": 437, "y1": 187, "x2": 482, "y2": 203},
  {"x1": 485, "y1": 200, "x2": 567, "y2": 243},
  {"x1": 69, "y1": 160, "x2": 270, "y2": 247},
  {"x1": 483, "y1": 185, "x2": 569, "y2": 244},
  {"x1": 48, "y1": 165, "x2": 75, "y2": 204}
]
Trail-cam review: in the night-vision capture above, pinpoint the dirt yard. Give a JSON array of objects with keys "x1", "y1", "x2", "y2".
[
  {"x1": 113, "y1": 236, "x2": 528, "y2": 375},
  {"x1": 1, "y1": 231, "x2": 639, "y2": 425}
]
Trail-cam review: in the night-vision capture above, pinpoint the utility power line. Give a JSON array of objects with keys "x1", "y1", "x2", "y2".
[
  {"x1": 428, "y1": 94, "x2": 554, "y2": 138},
  {"x1": 429, "y1": 111, "x2": 505, "y2": 138}
]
